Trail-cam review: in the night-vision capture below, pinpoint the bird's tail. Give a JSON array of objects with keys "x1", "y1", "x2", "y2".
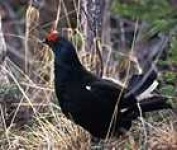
[
  {"x1": 138, "y1": 95, "x2": 172, "y2": 113},
  {"x1": 123, "y1": 67, "x2": 172, "y2": 112},
  {"x1": 125, "y1": 67, "x2": 158, "y2": 100}
]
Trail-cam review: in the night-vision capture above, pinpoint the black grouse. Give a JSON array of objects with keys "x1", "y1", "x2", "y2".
[{"x1": 44, "y1": 30, "x2": 171, "y2": 138}]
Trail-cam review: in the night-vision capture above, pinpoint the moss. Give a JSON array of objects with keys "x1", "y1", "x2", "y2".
[
  {"x1": 159, "y1": 84, "x2": 176, "y2": 96},
  {"x1": 163, "y1": 72, "x2": 177, "y2": 84}
]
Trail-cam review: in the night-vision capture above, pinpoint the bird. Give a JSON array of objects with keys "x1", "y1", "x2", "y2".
[{"x1": 43, "y1": 30, "x2": 172, "y2": 138}]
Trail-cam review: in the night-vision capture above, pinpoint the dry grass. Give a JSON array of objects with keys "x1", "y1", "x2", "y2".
[
  {"x1": 148, "y1": 123, "x2": 177, "y2": 150},
  {"x1": 0, "y1": 103, "x2": 91, "y2": 150}
]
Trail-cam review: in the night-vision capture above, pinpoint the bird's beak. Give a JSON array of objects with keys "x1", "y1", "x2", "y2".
[
  {"x1": 42, "y1": 38, "x2": 53, "y2": 49},
  {"x1": 42, "y1": 39, "x2": 50, "y2": 47},
  {"x1": 42, "y1": 39, "x2": 47, "y2": 44}
]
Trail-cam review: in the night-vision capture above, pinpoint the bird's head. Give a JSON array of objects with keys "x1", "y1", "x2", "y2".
[
  {"x1": 43, "y1": 29, "x2": 81, "y2": 66},
  {"x1": 44, "y1": 30, "x2": 60, "y2": 48}
]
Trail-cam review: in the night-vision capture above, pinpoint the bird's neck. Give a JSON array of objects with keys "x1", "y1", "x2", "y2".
[{"x1": 54, "y1": 50, "x2": 84, "y2": 86}]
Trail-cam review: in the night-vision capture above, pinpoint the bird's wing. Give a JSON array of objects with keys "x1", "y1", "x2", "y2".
[
  {"x1": 88, "y1": 79, "x2": 120, "y2": 98},
  {"x1": 86, "y1": 79, "x2": 137, "y2": 108}
]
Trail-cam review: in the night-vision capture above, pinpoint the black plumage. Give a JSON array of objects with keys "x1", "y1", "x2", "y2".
[{"x1": 44, "y1": 31, "x2": 171, "y2": 138}]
